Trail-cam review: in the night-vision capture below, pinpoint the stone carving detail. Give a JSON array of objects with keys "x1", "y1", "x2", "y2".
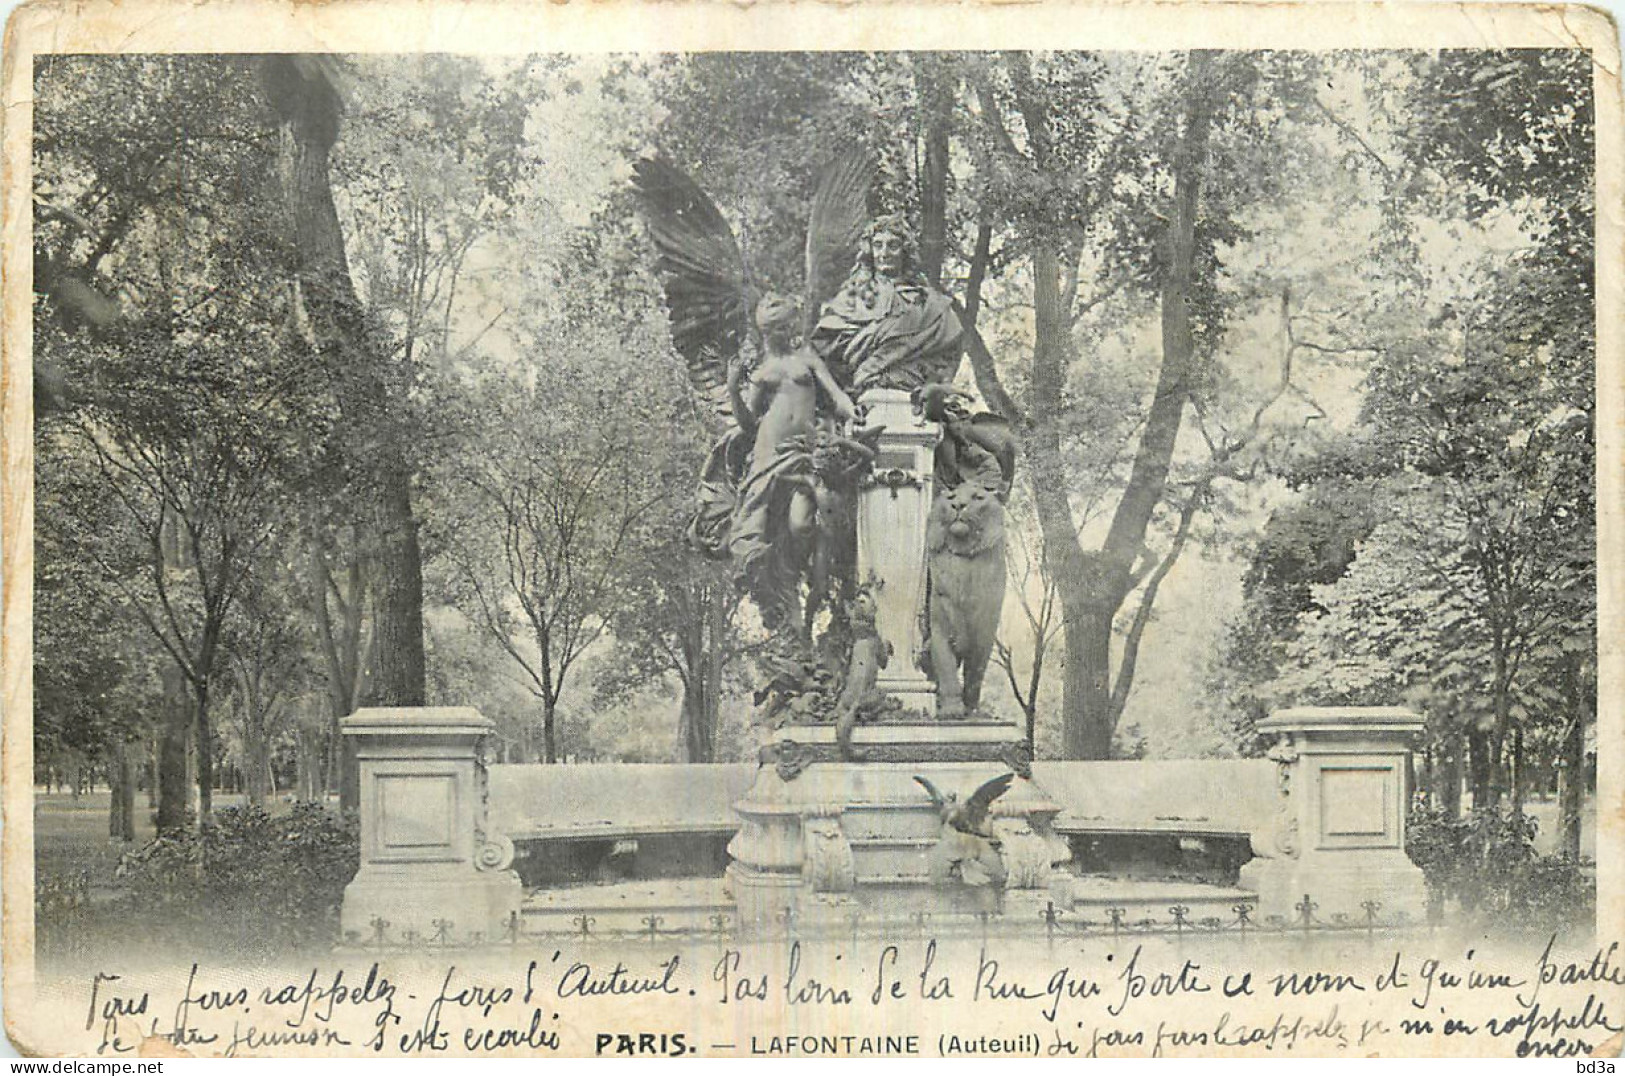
[
  {"x1": 472, "y1": 733, "x2": 517, "y2": 872},
  {"x1": 835, "y1": 581, "x2": 894, "y2": 761},
  {"x1": 801, "y1": 811, "x2": 855, "y2": 893},
  {"x1": 916, "y1": 773, "x2": 1013, "y2": 889},
  {"x1": 476, "y1": 833, "x2": 516, "y2": 872},
  {"x1": 1265, "y1": 735, "x2": 1301, "y2": 859},
  {"x1": 993, "y1": 819, "x2": 1053, "y2": 889},
  {"x1": 761, "y1": 738, "x2": 1031, "y2": 771},
  {"x1": 762, "y1": 739, "x2": 815, "y2": 782},
  {"x1": 1275, "y1": 815, "x2": 1300, "y2": 859}
]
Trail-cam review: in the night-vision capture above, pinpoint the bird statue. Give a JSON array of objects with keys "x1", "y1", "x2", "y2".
[
  {"x1": 913, "y1": 772, "x2": 1014, "y2": 840},
  {"x1": 914, "y1": 772, "x2": 1015, "y2": 888}
]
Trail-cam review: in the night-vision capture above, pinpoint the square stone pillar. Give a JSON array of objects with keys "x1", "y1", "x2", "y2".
[
  {"x1": 340, "y1": 707, "x2": 521, "y2": 945},
  {"x1": 1239, "y1": 706, "x2": 1428, "y2": 922},
  {"x1": 855, "y1": 387, "x2": 937, "y2": 707}
]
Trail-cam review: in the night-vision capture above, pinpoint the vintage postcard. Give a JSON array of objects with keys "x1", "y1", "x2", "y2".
[{"x1": 2, "y1": 0, "x2": 1621, "y2": 1060}]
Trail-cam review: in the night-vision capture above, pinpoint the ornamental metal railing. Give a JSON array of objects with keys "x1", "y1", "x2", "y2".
[{"x1": 337, "y1": 893, "x2": 1421, "y2": 950}]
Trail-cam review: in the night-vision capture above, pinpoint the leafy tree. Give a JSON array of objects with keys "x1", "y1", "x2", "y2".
[
  {"x1": 430, "y1": 339, "x2": 679, "y2": 763},
  {"x1": 261, "y1": 56, "x2": 428, "y2": 713},
  {"x1": 597, "y1": 521, "x2": 751, "y2": 763},
  {"x1": 955, "y1": 51, "x2": 1380, "y2": 757},
  {"x1": 1203, "y1": 479, "x2": 1379, "y2": 756},
  {"x1": 56, "y1": 316, "x2": 320, "y2": 830},
  {"x1": 33, "y1": 430, "x2": 159, "y2": 837},
  {"x1": 219, "y1": 547, "x2": 317, "y2": 806},
  {"x1": 35, "y1": 59, "x2": 329, "y2": 832}
]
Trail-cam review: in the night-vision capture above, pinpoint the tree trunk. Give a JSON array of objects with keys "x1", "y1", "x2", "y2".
[
  {"x1": 108, "y1": 741, "x2": 136, "y2": 843},
  {"x1": 107, "y1": 755, "x2": 121, "y2": 837},
  {"x1": 311, "y1": 548, "x2": 368, "y2": 810},
  {"x1": 1057, "y1": 599, "x2": 1114, "y2": 759},
  {"x1": 295, "y1": 725, "x2": 321, "y2": 802},
  {"x1": 1433, "y1": 734, "x2": 1463, "y2": 818},
  {"x1": 1509, "y1": 725, "x2": 1526, "y2": 815},
  {"x1": 372, "y1": 470, "x2": 427, "y2": 707},
  {"x1": 695, "y1": 587, "x2": 728, "y2": 762},
  {"x1": 194, "y1": 682, "x2": 214, "y2": 824},
  {"x1": 914, "y1": 55, "x2": 953, "y2": 285},
  {"x1": 679, "y1": 676, "x2": 713, "y2": 764},
  {"x1": 1558, "y1": 713, "x2": 1585, "y2": 859},
  {"x1": 156, "y1": 689, "x2": 191, "y2": 836},
  {"x1": 1022, "y1": 675, "x2": 1039, "y2": 752},
  {"x1": 264, "y1": 56, "x2": 426, "y2": 713},
  {"x1": 243, "y1": 712, "x2": 271, "y2": 808},
  {"x1": 1466, "y1": 724, "x2": 1494, "y2": 810},
  {"x1": 1024, "y1": 229, "x2": 1106, "y2": 757},
  {"x1": 542, "y1": 697, "x2": 558, "y2": 764}
]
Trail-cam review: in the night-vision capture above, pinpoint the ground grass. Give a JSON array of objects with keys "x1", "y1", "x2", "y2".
[
  {"x1": 33, "y1": 791, "x2": 349, "y2": 970},
  {"x1": 33, "y1": 790, "x2": 312, "y2": 890}
]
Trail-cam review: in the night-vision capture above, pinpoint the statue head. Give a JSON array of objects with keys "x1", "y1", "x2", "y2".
[
  {"x1": 754, "y1": 292, "x2": 801, "y2": 344},
  {"x1": 859, "y1": 214, "x2": 919, "y2": 280},
  {"x1": 850, "y1": 574, "x2": 884, "y2": 627}
]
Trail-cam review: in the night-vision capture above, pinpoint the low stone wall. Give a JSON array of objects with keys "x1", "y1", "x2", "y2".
[
  {"x1": 487, "y1": 760, "x2": 1278, "y2": 840},
  {"x1": 487, "y1": 764, "x2": 752, "y2": 888},
  {"x1": 486, "y1": 759, "x2": 1278, "y2": 887},
  {"x1": 1033, "y1": 759, "x2": 1279, "y2": 836},
  {"x1": 338, "y1": 707, "x2": 1430, "y2": 939},
  {"x1": 487, "y1": 763, "x2": 756, "y2": 841}
]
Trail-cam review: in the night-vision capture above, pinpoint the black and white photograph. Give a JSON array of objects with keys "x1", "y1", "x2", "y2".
[{"x1": 3, "y1": 1, "x2": 1620, "y2": 1059}]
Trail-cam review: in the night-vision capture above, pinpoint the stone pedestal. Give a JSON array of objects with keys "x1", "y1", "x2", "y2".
[
  {"x1": 729, "y1": 720, "x2": 1071, "y2": 930},
  {"x1": 855, "y1": 388, "x2": 937, "y2": 707},
  {"x1": 1239, "y1": 706, "x2": 1428, "y2": 922},
  {"x1": 340, "y1": 707, "x2": 521, "y2": 945}
]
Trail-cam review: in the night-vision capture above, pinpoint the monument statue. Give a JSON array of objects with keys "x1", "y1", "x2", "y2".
[
  {"x1": 916, "y1": 382, "x2": 1017, "y2": 499},
  {"x1": 626, "y1": 156, "x2": 1079, "y2": 924},
  {"x1": 923, "y1": 476, "x2": 1008, "y2": 719},
  {"x1": 832, "y1": 581, "x2": 892, "y2": 760},
  {"x1": 635, "y1": 153, "x2": 880, "y2": 642},
  {"x1": 637, "y1": 153, "x2": 992, "y2": 739},
  {"x1": 721, "y1": 293, "x2": 859, "y2": 634},
  {"x1": 915, "y1": 384, "x2": 1016, "y2": 718}
]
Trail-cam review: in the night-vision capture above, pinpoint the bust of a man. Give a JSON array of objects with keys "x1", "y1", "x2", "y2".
[{"x1": 812, "y1": 215, "x2": 965, "y2": 394}]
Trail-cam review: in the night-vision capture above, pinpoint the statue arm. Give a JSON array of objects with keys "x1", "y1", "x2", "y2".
[
  {"x1": 729, "y1": 359, "x2": 760, "y2": 434},
  {"x1": 809, "y1": 349, "x2": 858, "y2": 423}
]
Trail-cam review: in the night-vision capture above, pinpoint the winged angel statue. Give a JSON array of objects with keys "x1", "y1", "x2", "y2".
[{"x1": 634, "y1": 154, "x2": 965, "y2": 651}]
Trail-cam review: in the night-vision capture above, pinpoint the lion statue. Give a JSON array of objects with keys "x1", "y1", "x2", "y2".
[{"x1": 923, "y1": 478, "x2": 1006, "y2": 719}]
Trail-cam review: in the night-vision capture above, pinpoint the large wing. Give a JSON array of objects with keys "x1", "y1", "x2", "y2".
[
  {"x1": 802, "y1": 149, "x2": 874, "y2": 336},
  {"x1": 633, "y1": 158, "x2": 750, "y2": 422},
  {"x1": 913, "y1": 775, "x2": 947, "y2": 813},
  {"x1": 961, "y1": 773, "x2": 1015, "y2": 832}
]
